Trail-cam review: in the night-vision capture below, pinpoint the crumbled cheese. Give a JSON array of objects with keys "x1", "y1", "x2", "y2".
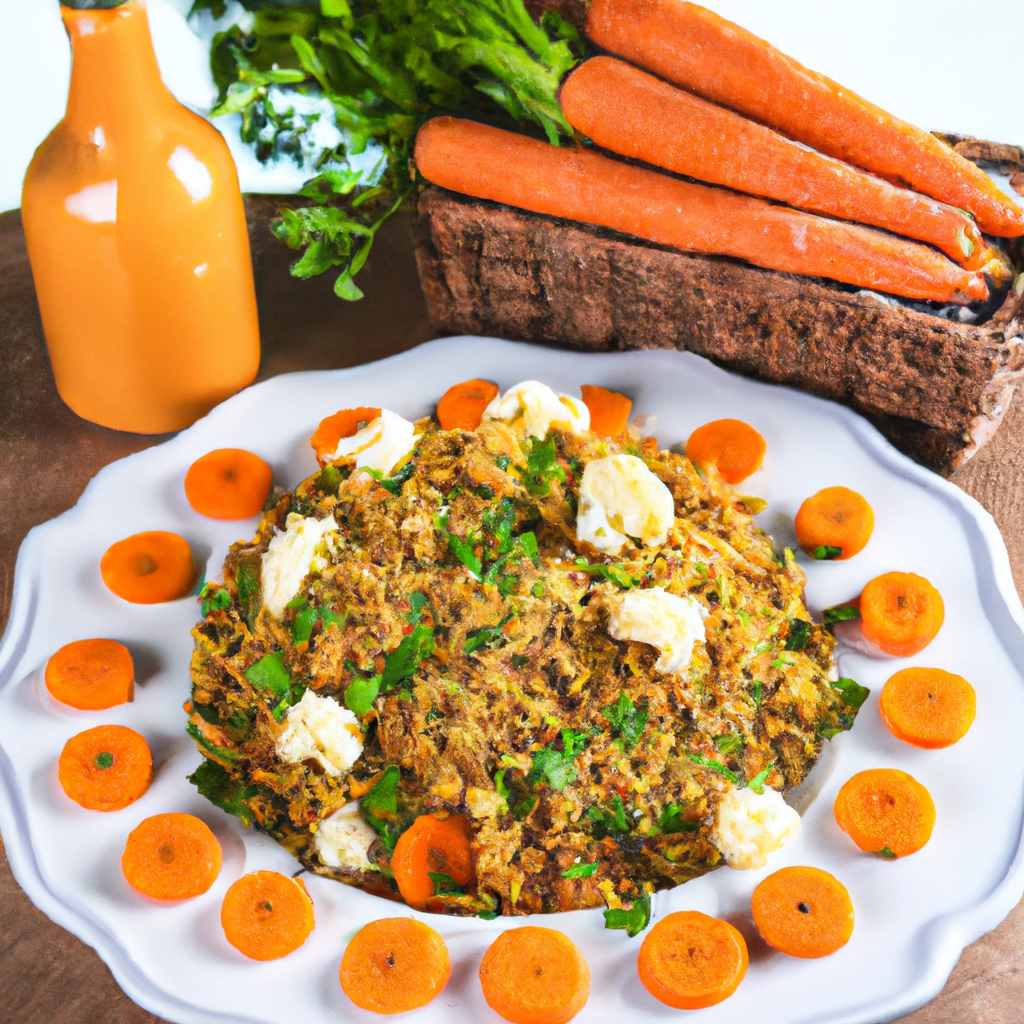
[
  {"x1": 329, "y1": 408, "x2": 416, "y2": 476},
  {"x1": 314, "y1": 802, "x2": 378, "y2": 872},
  {"x1": 261, "y1": 512, "x2": 338, "y2": 617},
  {"x1": 576, "y1": 455, "x2": 675, "y2": 555},
  {"x1": 465, "y1": 786, "x2": 504, "y2": 820},
  {"x1": 275, "y1": 689, "x2": 363, "y2": 776},
  {"x1": 606, "y1": 586, "x2": 706, "y2": 674},
  {"x1": 482, "y1": 380, "x2": 590, "y2": 438},
  {"x1": 711, "y1": 785, "x2": 801, "y2": 870}
]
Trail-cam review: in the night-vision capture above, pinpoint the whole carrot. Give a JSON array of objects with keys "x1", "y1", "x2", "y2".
[
  {"x1": 561, "y1": 57, "x2": 987, "y2": 269},
  {"x1": 586, "y1": 0, "x2": 1024, "y2": 237},
  {"x1": 414, "y1": 117, "x2": 987, "y2": 305}
]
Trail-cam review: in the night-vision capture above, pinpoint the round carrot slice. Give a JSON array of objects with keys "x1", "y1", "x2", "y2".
[
  {"x1": 58, "y1": 724, "x2": 152, "y2": 811},
  {"x1": 391, "y1": 813, "x2": 474, "y2": 909},
  {"x1": 100, "y1": 531, "x2": 195, "y2": 604},
  {"x1": 45, "y1": 638, "x2": 134, "y2": 710},
  {"x1": 221, "y1": 870, "x2": 315, "y2": 960},
  {"x1": 479, "y1": 926, "x2": 590, "y2": 1024},
  {"x1": 580, "y1": 384, "x2": 632, "y2": 439},
  {"x1": 794, "y1": 486, "x2": 874, "y2": 560},
  {"x1": 121, "y1": 812, "x2": 222, "y2": 900},
  {"x1": 751, "y1": 866, "x2": 854, "y2": 958},
  {"x1": 685, "y1": 419, "x2": 766, "y2": 484},
  {"x1": 880, "y1": 667, "x2": 976, "y2": 748},
  {"x1": 437, "y1": 379, "x2": 499, "y2": 431},
  {"x1": 860, "y1": 571, "x2": 944, "y2": 657},
  {"x1": 638, "y1": 910, "x2": 748, "y2": 1009},
  {"x1": 339, "y1": 917, "x2": 450, "y2": 1014},
  {"x1": 833, "y1": 768, "x2": 935, "y2": 859},
  {"x1": 311, "y1": 407, "x2": 382, "y2": 466},
  {"x1": 184, "y1": 448, "x2": 273, "y2": 520}
]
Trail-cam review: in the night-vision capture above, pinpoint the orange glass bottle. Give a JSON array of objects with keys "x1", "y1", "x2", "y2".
[{"x1": 22, "y1": 0, "x2": 260, "y2": 434}]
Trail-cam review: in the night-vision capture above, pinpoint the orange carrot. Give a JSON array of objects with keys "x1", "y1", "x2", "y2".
[
  {"x1": 479, "y1": 926, "x2": 591, "y2": 1024},
  {"x1": 833, "y1": 768, "x2": 935, "y2": 859},
  {"x1": 184, "y1": 449, "x2": 273, "y2": 521},
  {"x1": 339, "y1": 917, "x2": 451, "y2": 1014},
  {"x1": 751, "y1": 866, "x2": 854, "y2": 959},
  {"x1": 437, "y1": 379, "x2": 499, "y2": 431},
  {"x1": 311, "y1": 407, "x2": 382, "y2": 467},
  {"x1": 794, "y1": 486, "x2": 874, "y2": 561},
  {"x1": 58, "y1": 724, "x2": 152, "y2": 811},
  {"x1": 586, "y1": 0, "x2": 1024, "y2": 237},
  {"x1": 860, "y1": 571, "x2": 944, "y2": 657},
  {"x1": 686, "y1": 418, "x2": 766, "y2": 484},
  {"x1": 580, "y1": 384, "x2": 632, "y2": 438},
  {"x1": 638, "y1": 910, "x2": 748, "y2": 1009},
  {"x1": 220, "y1": 870, "x2": 315, "y2": 960},
  {"x1": 45, "y1": 638, "x2": 134, "y2": 710},
  {"x1": 415, "y1": 118, "x2": 986, "y2": 306},
  {"x1": 121, "y1": 812, "x2": 222, "y2": 900},
  {"x1": 390, "y1": 813, "x2": 474, "y2": 909},
  {"x1": 561, "y1": 57, "x2": 987, "y2": 269},
  {"x1": 101, "y1": 531, "x2": 195, "y2": 604},
  {"x1": 880, "y1": 666, "x2": 976, "y2": 749}
]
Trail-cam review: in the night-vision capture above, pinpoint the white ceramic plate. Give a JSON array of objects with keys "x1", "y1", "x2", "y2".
[{"x1": 2, "y1": 336, "x2": 1023, "y2": 1024}]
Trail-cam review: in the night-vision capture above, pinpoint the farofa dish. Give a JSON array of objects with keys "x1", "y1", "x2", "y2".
[{"x1": 187, "y1": 380, "x2": 863, "y2": 919}]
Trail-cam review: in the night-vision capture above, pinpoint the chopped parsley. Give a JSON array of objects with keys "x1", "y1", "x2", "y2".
[
  {"x1": 429, "y1": 871, "x2": 466, "y2": 895},
  {"x1": 561, "y1": 861, "x2": 599, "y2": 879},
  {"x1": 510, "y1": 654, "x2": 529, "y2": 669},
  {"x1": 187, "y1": 760, "x2": 255, "y2": 825},
  {"x1": 364, "y1": 459, "x2": 416, "y2": 495},
  {"x1": 784, "y1": 619, "x2": 812, "y2": 651},
  {"x1": 464, "y1": 611, "x2": 515, "y2": 654},
  {"x1": 878, "y1": 846, "x2": 898, "y2": 860},
  {"x1": 199, "y1": 583, "x2": 231, "y2": 617},
  {"x1": 519, "y1": 436, "x2": 565, "y2": 496},
  {"x1": 658, "y1": 804, "x2": 699, "y2": 834},
  {"x1": 573, "y1": 557, "x2": 639, "y2": 589},
  {"x1": 603, "y1": 893, "x2": 651, "y2": 937},
  {"x1": 814, "y1": 545, "x2": 843, "y2": 560},
  {"x1": 688, "y1": 752, "x2": 741, "y2": 785},
  {"x1": 244, "y1": 652, "x2": 292, "y2": 702},
  {"x1": 360, "y1": 765, "x2": 401, "y2": 851},
  {"x1": 747, "y1": 759, "x2": 776, "y2": 795},
  {"x1": 823, "y1": 604, "x2": 860, "y2": 626},
  {"x1": 527, "y1": 728, "x2": 590, "y2": 791},
  {"x1": 713, "y1": 732, "x2": 744, "y2": 758},
  {"x1": 588, "y1": 793, "x2": 632, "y2": 836},
  {"x1": 600, "y1": 692, "x2": 649, "y2": 750}
]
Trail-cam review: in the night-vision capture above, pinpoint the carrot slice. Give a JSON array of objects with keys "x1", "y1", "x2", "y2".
[
  {"x1": 58, "y1": 724, "x2": 152, "y2": 811},
  {"x1": 414, "y1": 118, "x2": 987, "y2": 306},
  {"x1": 751, "y1": 866, "x2": 854, "y2": 958},
  {"x1": 339, "y1": 917, "x2": 450, "y2": 1014},
  {"x1": 184, "y1": 449, "x2": 273, "y2": 520},
  {"x1": 794, "y1": 486, "x2": 874, "y2": 561},
  {"x1": 686, "y1": 418, "x2": 766, "y2": 484},
  {"x1": 479, "y1": 926, "x2": 591, "y2": 1024},
  {"x1": 437, "y1": 379, "x2": 499, "y2": 431},
  {"x1": 100, "y1": 531, "x2": 195, "y2": 604},
  {"x1": 880, "y1": 667, "x2": 976, "y2": 749},
  {"x1": 860, "y1": 571, "x2": 944, "y2": 657},
  {"x1": 580, "y1": 385, "x2": 632, "y2": 439},
  {"x1": 638, "y1": 910, "x2": 748, "y2": 1009},
  {"x1": 311, "y1": 407, "x2": 382, "y2": 467},
  {"x1": 561, "y1": 57, "x2": 987, "y2": 269},
  {"x1": 390, "y1": 813, "x2": 474, "y2": 909},
  {"x1": 45, "y1": 638, "x2": 134, "y2": 710},
  {"x1": 833, "y1": 768, "x2": 935, "y2": 859},
  {"x1": 585, "y1": 0, "x2": 1024, "y2": 238},
  {"x1": 121, "y1": 812, "x2": 222, "y2": 900},
  {"x1": 220, "y1": 871, "x2": 315, "y2": 960}
]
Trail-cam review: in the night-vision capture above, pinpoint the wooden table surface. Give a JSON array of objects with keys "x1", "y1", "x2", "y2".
[{"x1": 2, "y1": 197, "x2": 1023, "y2": 1024}]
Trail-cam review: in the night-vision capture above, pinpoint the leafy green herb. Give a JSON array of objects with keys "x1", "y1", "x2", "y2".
[
  {"x1": 588, "y1": 793, "x2": 631, "y2": 836},
  {"x1": 364, "y1": 460, "x2": 416, "y2": 495},
  {"x1": 600, "y1": 692, "x2": 648, "y2": 750},
  {"x1": 494, "y1": 768, "x2": 510, "y2": 802},
  {"x1": 713, "y1": 732, "x2": 744, "y2": 758},
  {"x1": 315, "y1": 464, "x2": 344, "y2": 495},
  {"x1": 446, "y1": 531, "x2": 483, "y2": 581},
  {"x1": 751, "y1": 680, "x2": 763, "y2": 705},
  {"x1": 530, "y1": 581, "x2": 545, "y2": 598},
  {"x1": 603, "y1": 893, "x2": 650, "y2": 938},
  {"x1": 477, "y1": 909, "x2": 499, "y2": 920},
  {"x1": 519, "y1": 436, "x2": 565, "y2": 496},
  {"x1": 823, "y1": 604, "x2": 860, "y2": 626},
  {"x1": 658, "y1": 804, "x2": 699, "y2": 834},
  {"x1": 292, "y1": 605, "x2": 320, "y2": 645},
  {"x1": 693, "y1": 562, "x2": 709, "y2": 578},
  {"x1": 832, "y1": 677, "x2": 870, "y2": 711},
  {"x1": 747, "y1": 760, "x2": 776, "y2": 795},
  {"x1": 424, "y1": 706, "x2": 445, "y2": 723},
  {"x1": 814, "y1": 545, "x2": 843, "y2": 560},
  {"x1": 188, "y1": 760, "x2": 255, "y2": 825},
  {"x1": 321, "y1": 606, "x2": 346, "y2": 630},
  {"x1": 464, "y1": 612, "x2": 514, "y2": 654},
  {"x1": 199, "y1": 583, "x2": 231, "y2": 617},
  {"x1": 688, "y1": 753, "x2": 741, "y2": 785},
  {"x1": 561, "y1": 861, "x2": 599, "y2": 879},
  {"x1": 476, "y1": 484, "x2": 495, "y2": 500},
  {"x1": 785, "y1": 619, "x2": 812, "y2": 651},
  {"x1": 573, "y1": 557, "x2": 639, "y2": 589},
  {"x1": 879, "y1": 846, "x2": 898, "y2": 860},
  {"x1": 186, "y1": 721, "x2": 239, "y2": 762},
  {"x1": 770, "y1": 657, "x2": 788, "y2": 669},
  {"x1": 527, "y1": 729, "x2": 589, "y2": 791},
  {"x1": 511, "y1": 794, "x2": 537, "y2": 820},
  {"x1": 495, "y1": 455, "x2": 511, "y2": 471},
  {"x1": 360, "y1": 765, "x2": 401, "y2": 850},
  {"x1": 244, "y1": 652, "x2": 292, "y2": 702},
  {"x1": 429, "y1": 871, "x2": 466, "y2": 896}
]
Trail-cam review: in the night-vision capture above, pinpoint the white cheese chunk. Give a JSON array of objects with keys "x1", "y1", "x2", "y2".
[
  {"x1": 606, "y1": 586, "x2": 705, "y2": 675},
  {"x1": 576, "y1": 455, "x2": 675, "y2": 555},
  {"x1": 711, "y1": 785, "x2": 801, "y2": 870},
  {"x1": 482, "y1": 380, "x2": 590, "y2": 439},
  {"x1": 329, "y1": 408, "x2": 416, "y2": 477},
  {"x1": 275, "y1": 689, "x2": 363, "y2": 776},
  {"x1": 261, "y1": 512, "x2": 338, "y2": 617},
  {"x1": 314, "y1": 802, "x2": 378, "y2": 872}
]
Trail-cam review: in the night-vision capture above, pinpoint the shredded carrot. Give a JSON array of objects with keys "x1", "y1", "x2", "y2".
[
  {"x1": 580, "y1": 385, "x2": 632, "y2": 439},
  {"x1": 100, "y1": 531, "x2": 195, "y2": 604},
  {"x1": 121, "y1": 812, "x2": 222, "y2": 900},
  {"x1": 437, "y1": 379, "x2": 499, "y2": 431},
  {"x1": 880, "y1": 667, "x2": 976, "y2": 749},
  {"x1": 45, "y1": 638, "x2": 134, "y2": 710},
  {"x1": 834, "y1": 768, "x2": 935, "y2": 859},
  {"x1": 638, "y1": 910, "x2": 748, "y2": 1009},
  {"x1": 339, "y1": 917, "x2": 450, "y2": 1014},
  {"x1": 311, "y1": 407, "x2": 382, "y2": 467},
  {"x1": 860, "y1": 571, "x2": 944, "y2": 657},
  {"x1": 585, "y1": 0, "x2": 1024, "y2": 238},
  {"x1": 58, "y1": 724, "x2": 151, "y2": 811},
  {"x1": 390, "y1": 813, "x2": 474, "y2": 909},
  {"x1": 479, "y1": 926, "x2": 591, "y2": 1024},
  {"x1": 794, "y1": 486, "x2": 874, "y2": 561},
  {"x1": 220, "y1": 871, "x2": 315, "y2": 960},
  {"x1": 686, "y1": 418, "x2": 766, "y2": 484},
  {"x1": 184, "y1": 448, "x2": 273, "y2": 520},
  {"x1": 751, "y1": 866, "x2": 854, "y2": 958}
]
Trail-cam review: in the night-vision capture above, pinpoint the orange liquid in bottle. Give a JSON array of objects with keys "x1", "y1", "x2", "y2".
[{"x1": 22, "y1": 0, "x2": 260, "y2": 434}]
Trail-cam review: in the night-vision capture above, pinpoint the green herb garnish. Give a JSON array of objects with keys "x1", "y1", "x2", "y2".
[
  {"x1": 561, "y1": 861, "x2": 599, "y2": 879},
  {"x1": 823, "y1": 604, "x2": 860, "y2": 626},
  {"x1": 600, "y1": 692, "x2": 649, "y2": 750},
  {"x1": 464, "y1": 612, "x2": 515, "y2": 654},
  {"x1": 658, "y1": 804, "x2": 699, "y2": 834},
  {"x1": 688, "y1": 753, "x2": 741, "y2": 785},
  {"x1": 187, "y1": 760, "x2": 255, "y2": 825},
  {"x1": 588, "y1": 794, "x2": 632, "y2": 836},
  {"x1": 527, "y1": 728, "x2": 589, "y2": 791},
  {"x1": 573, "y1": 557, "x2": 639, "y2": 589},
  {"x1": 814, "y1": 545, "x2": 843, "y2": 560},
  {"x1": 785, "y1": 619, "x2": 812, "y2": 651},
  {"x1": 603, "y1": 893, "x2": 650, "y2": 937},
  {"x1": 429, "y1": 871, "x2": 467, "y2": 896}
]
